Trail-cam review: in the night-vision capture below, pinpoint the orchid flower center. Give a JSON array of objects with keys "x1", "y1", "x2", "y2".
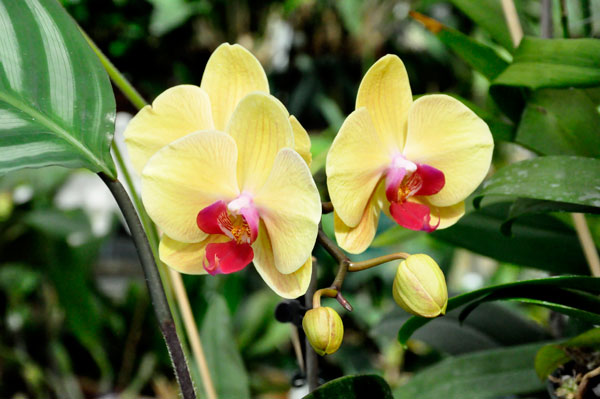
[
  {"x1": 196, "y1": 193, "x2": 259, "y2": 275},
  {"x1": 384, "y1": 154, "x2": 445, "y2": 232}
]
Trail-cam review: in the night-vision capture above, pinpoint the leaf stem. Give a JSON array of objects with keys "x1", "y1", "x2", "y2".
[
  {"x1": 99, "y1": 173, "x2": 196, "y2": 399},
  {"x1": 312, "y1": 288, "x2": 338, "y2": 308}
]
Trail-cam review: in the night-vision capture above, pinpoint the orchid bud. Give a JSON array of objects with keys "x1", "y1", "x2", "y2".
[
  {"x1": 302, "y1": 307, "x2": 344, "y2": 356},
  {"x1": 393, "y1": 254, "x2": 448, "y2": 318}
]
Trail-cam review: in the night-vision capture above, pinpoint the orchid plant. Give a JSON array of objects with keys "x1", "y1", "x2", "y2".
[{"x1": 2, "y1": 0, "x2": 600, "y2": 398}]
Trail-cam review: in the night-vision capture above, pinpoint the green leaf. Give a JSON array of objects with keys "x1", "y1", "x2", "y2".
[
  {"x1": 303, "y1": 375, "x2": 393, "y2": 399},
  {"x1": 410, "y1": 11, "x2": 509, "y2": 80},
  {"x1": 502, "y1": 198, "x2": 600, "y2": 236},
  {"x1": 515, "y1": 88, "x2": 600, "y2": 157},
  {"x1": 535, "y1": 344, "x2": 569, "y2": 380},
  {"x1": 0, "y1": 0, "x2": 116, "y2": 177},
  {"x1": 476, "y1": 156, "x2": 600, "y2": 211},
  {"x1": 432, "y1": 203, "x2": 589, "y2": 274},
  {"x1": 200, "y1": 294, "x2": 250, "y2": 399},
  {"x1": 394, "y1": 343, "x2": 546, "y2": 399},
  {"x1": 398, "y1": 276, "x2": 600, "y2": 345},
  {"x1": 492, "y1": 37, "x2": 600, "y2": 90}
]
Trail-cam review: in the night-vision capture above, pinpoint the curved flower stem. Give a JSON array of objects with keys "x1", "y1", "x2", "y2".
[
  {"x1": 312, "y1": 288, "x2": 338, "y2": 308},
  {"x1": 316, "y1": 229, "x2": 353, "y2": 311},
  {"x1": 82, "y1": 30, "x2": 218, "y2": 399},
  {"x1": 305, "y1": 260, "x2": 319, "y2": 392},
  {"x1": 321, "y1": 202, "x2": 334, "y2": 214},
  {"x1": 99, "y1": 173, "x2": 196, "y2": 399},
  {"x1": 348, "y1": 252, "x2": 410, "y2": 272}
]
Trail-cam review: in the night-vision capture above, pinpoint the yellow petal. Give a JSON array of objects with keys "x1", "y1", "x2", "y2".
[
  {"x1": 254, "y1": 149, "x2": 321, "y2": 274},
  {"x1": 356, "y1": 54, "x2": 412, "y2": 150},
  {"x1": 159, "y1": 234, "x2": 229, "y2": 275},
  {"x1": 142, "y1": 131, "x2": 240, "y2": 243},
  {"x1": 226, "y1": 93, "x2": 294, "y2": 192},
  {"x1": 200, "y1": 43, "x2": 269, "y2": 131},
  {"x1": 289, "y1": 115, "x2": 312, "y2": 166},
  {"x1": 253, "y1": 222, "x2": 312, "y2": 299},
  {"x1": 428, "y1": 200, "x2": 465, "y2": 229},
  {"x1": 403, "y1": 95, "x2": 493, "y2": 207},
  {"x1": 326, "y1": 107, "x2": 389, "y2": 227},
  {"x1": 334, "y1": 181, "x2": 385, "y2": 254},
  {"x1": 124, "y1": 85, "x2": 214, "y2": 174}
]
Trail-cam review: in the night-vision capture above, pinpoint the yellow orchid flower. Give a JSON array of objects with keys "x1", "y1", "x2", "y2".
[
  {"x1": 123, "y1": 44, "x2": 319, "y2": 298},
  {"x1": 326, "y1": 55, "x2": 493, "y2": 254}
]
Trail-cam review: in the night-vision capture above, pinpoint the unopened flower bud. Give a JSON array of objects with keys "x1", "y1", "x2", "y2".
[
  {"x1": 393, "y1": 254, "x2": 448, "y2": 318},
  {"x1": 302, "y1": 307, "x2": 344, "y2": 356}
]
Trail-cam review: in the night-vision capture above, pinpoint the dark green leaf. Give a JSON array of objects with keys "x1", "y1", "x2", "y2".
[
  {"x1": 535, "y1": 345, "x2": 569, "y2": 379},
  {"x1": 515, "y1": 88, "x2": 600, "y2": 157},
  {"x1": 0, "y1": 0, "x2": 116, "y2": 177},
  {"x1": 433, "y1": 203, "x2": 589, "y2": 274},
  {"x1": 398, "y1": 276, "x2": 600, "y2": 345},
  {"x1": 502, "y1": 198, "x2": 600, "y2": 236},
  {"x1": 200, "y1": 294, "x2": 250, "y2": 399},
  {"x1": 492, "y1": 37, "x2": 600, "y2": 90},
  {"x1": 476, "y1": 156, "x2": 600, "y2": 211},
  {"x1": 394, "y1": 342, "x2": 546, "y2": 399},
  {"x1": 303, "y1": 374, "x2": 393, "y2": 399}
]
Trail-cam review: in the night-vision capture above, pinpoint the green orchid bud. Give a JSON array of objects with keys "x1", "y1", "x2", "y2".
[
  {"x1": 393, "y1": 254, "x2": 448, "y2": 318},
  {"x1": 302, "y1": 307, "x2": 344, "y2": 356}
]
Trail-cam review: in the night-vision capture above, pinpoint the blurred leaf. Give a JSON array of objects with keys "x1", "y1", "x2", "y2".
[
  {"x1": 303, "y1": 374, "x2": 393, "y2": 399},
  {"x1": 476, "y1": 156, "x2": 600, "y2": 212},
  {"x1": 371, "y1": 226, "x2": 419, "y2": 248},
  {"x1": 516, "y1": 88, "x2": 600, "y2": 157},
  {"x1": 398, "y1": 276, "x2": 600, "y2": 345},
  {"x1": 148, "y1": 0, "x2": 209, "y2": 36},
  {"x1": 373, "y1": 302, "x2": 550, "y2": 355},
  {"x1": 492, "y1": 38, "x2": 600, "y2": 90},
  {"x1": 535, "y1": 328, "x2": 600, "y2": 379},
  {"x1": 394, "y1": 342, "x2": 546, "y2": 399},
  {"x1": 432, "y1": 203, "x2": 589, "y2": 274},
  {"x1": 410, "y1": 11, "x2": 508, "y2": 80},
  {"x1": 535, "y1": 345, "x2": 569, "y2": 380},
  {"x1": 502, "y1": 198, "x2": 600, "y2": 236},
  {"x1": 0, "y1": 263, "x2": 41, "y2": 300},
  {"x1": 448, "y1": 0, "x2": 528, "y2": 51},
  {"x1": 24, "y1": 208, "x2": 92, "y2": 241},
  {"x1": 0, "y1": 0, "x2": 116, "y2": 177},
  {"x1": 200, "y1": 294, "x2": 250, "y2": 399}
]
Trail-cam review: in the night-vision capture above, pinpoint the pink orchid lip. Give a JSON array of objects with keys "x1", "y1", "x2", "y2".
[
  {"x1": 196, "y1": 194, "x2": 260, "y2": 275},
  {"x1": 384, "y1": 154, "x2": 445, "y2": 232}
]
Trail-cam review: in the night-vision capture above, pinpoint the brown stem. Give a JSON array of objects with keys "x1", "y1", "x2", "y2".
[
  {"x1": 576, "y1": 364, "x2": 600, "y2": 399},
  {"x1": 305, "y1": 261, "x2": 319, "y2": 392},
  {"x1": 322, "y1": 202, "x2": 334, "y2": 214},
  {"x1": 312, "y1": 288, "x2": 338, "y2": 308},
  {"x1": 316, "y1": 229, "x2": 353, "y2": 310},
  {"x1": 348, "y1": 252, "x2": 410, "y2": 272}
]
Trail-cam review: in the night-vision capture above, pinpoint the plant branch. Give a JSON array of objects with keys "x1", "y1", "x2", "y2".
[
  {"x1": 99, "y1": 173, "x2": 196, "y2": 399},
  {"x1": 501, "y1": 0, "x2": 523, "y2": 47},
  {"x1": 305, "y1": 260, "x2": 319, "y2": 392},
  {"x1": 316, "y1": 229, "x2": 353, "y2": 310},
  {"x1": 348, "y1": 252, "x2": 410, "y2": 272},
  {"x1": 312, "y1": 288, "x2": 338, "y2": 308},
  {"x1": 322, "y1": 202, "x2": 334, "y2": 214}
]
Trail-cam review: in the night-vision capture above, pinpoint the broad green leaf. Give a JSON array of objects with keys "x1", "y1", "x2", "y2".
[
  {"x1": 449, "y1": 0, "x2": 531, "y2": 51},
  {"x1": 476, "y1": 156, "x2": 600, "y2": 211},
  {"x1": 502, "y1": 198, "x2": 600, "y2": 236},
  {"x1": 535, "y1": 328, "x2": 600, "y2": 379},
  {"x1": 394, "y1": 343, "x2": 546, "y2": 399},
  {"x1": 200, "y1": 294, "x2": 250, "y2": 399},
  {"x1": 492, "y1": 38, "x2": 600, "y2": 90},
  {"x1": 303, "y1": 375, "x2": 393, "y2": 399},
  {"x1": 516, "y1": 88, "x2": 600, "y2": 157},
  {"x1": 0, "y1": 0, "x2": 116, "y2": 177},
  {"x1": 398, "y1": 276, "x2": 600, "y2": 345},
  {"x1": 410, "y1": 11, "x2": 509, "y2": 80},
  {"x1": 432, "y1": 203, "x2": 589, "y2": 274}
]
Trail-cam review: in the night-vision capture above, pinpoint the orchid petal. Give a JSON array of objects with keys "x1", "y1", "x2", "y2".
[
  {"x1": 226, "y1": 92, "x2": 294, "y2": 192},
  {"x1": 142, "y1": 131, "x2": 240, "y2": 243},
  {"x1": 389, "y1": 201, "x2": 439, "y2": 232},
  {"x1": 253, "y1": 222, "x2": 312, "y2": 299},
  {"x1": 254, "y1": 149, "x2": 321, "y2": 274},
  {"x1": 205, "y1": 241, "x2": 254, "y2": 275},
  {"x1": 356, "y1": 54, "x2": 412, "y2": 150},
  {"x1": 403, "y1": 95, "x2": 493, "y2": 207},
  {"x1": 159, "y1": 234, "x2": 228, "y2": 275},
  {"x1": 124, "y1": 85, "x2": 214, "y2": 174},
  {"x1": 334, "y1": 181, "x2": 385, "y2": 254},
  {"x1": 197, "y1": 200, "x2": 229, "y2": 236},
  {"x1": 420, "y1": 199, "x2": 465, "y2": 230},
  {"x1": 385, "y1": 167, "x2": 407, "y2": 203},
  {"x1": 414, "y1": 164, "x2": 445, "y2": 196},
  {"x1": 289, "y1": 115, "x2": 312, "y2": 166},
  {"x1": 200, "y1": 43, "x2": 269, "y2": 131},
  {"x1": 326, "y1": 107, "x2": 389, "y2": 227}
]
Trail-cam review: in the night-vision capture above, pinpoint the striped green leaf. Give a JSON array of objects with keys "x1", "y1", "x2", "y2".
[{"x1": 0, "y1": 0, "x2": 116, "y2": 177}]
